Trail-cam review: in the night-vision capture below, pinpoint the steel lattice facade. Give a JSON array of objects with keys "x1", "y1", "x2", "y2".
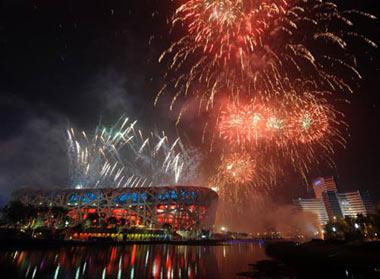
[{"x1": 13, "y1": 186, "x2": 218, "y2": 231}]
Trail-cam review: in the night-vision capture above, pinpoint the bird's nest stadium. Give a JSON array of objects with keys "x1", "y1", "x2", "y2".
[{"x1": 13, "y1": 186, "x2": 218, "y2": 231}]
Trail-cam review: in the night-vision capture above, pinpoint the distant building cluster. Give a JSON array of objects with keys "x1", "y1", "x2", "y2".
[{"x1": 294, "y1": 177, "x2": 375, "y2": 226}]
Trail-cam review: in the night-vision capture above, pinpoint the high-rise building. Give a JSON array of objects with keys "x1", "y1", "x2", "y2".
[
  {"x1": 360, "y1": 190, "x2": 376, "y2": 215},
  {"x1": 294, "y1": 198, "x2": 329, "y2": 225},
  {"x1": 294, "y1": 177, "x2": 375, "y2": 227},
  {"x1": 322, "y1": 191, "x2": 343, "y2": 220},
  {"x1": 312, "y1": 177, "x2": 338, "y2": 198},
  {"x1": 337, "y1": 191, "x2": 367, "y2": 218}
]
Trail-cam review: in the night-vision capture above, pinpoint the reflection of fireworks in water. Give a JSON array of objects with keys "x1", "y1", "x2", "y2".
[
  {"x1": 158, "y1": 0, "x2": 376, "y2": 109},
  {"x1": 67, "y1": 116, "x2": 201, "y2": 189}
]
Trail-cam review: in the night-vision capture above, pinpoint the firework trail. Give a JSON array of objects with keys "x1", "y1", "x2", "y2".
[
  {"x1": 66, "y1": 117, "x2": 135, "y2": 189},
  {"x1": 216, "y1": 88, "x2": 346, "y2": 173},
  {"x1": 154, "y1": 0, "x2": 376, "y2": 229},
  {"x1": 122, "y1": 128, "x2": 202, "y2": 186},
  {"x1": 208, "y1": 151, "x2": 279, "y2": 225},
  {"x1": 205, "y1": 87, "x2": 345, "y2": 225},
  {"x1": 218, "y1": 100, "x2": 274, "y2": 146},
  {"x1": 67, "y1": 116, "x2": 201, "y2": 189},
  {"x1": 158, "y1": 0, "x2": 376, "y2": 110},
  {"x1": 216, "y1": 152, "x2": 256, "y2": 185}
]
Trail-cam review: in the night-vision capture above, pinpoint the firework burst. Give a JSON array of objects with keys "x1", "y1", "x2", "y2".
[
  {"x1": 66, "y1": 117, "x2": 135, "y2": 189},
  {"x1": 208, "y1": 150, "x2": 279, "y2": 227},
  {"x1": 153, "y1": 1, "x2": 376, "y2": 230},
  {"x1": 218, "y1": 152, "x2": 256, "y2": 184},
  {"x1": 123, "y1": 128, "x2": 202, "y2": 186},
  {"x1": 67, "y1": 116, "x2": 201, "y2": 189},
  {"x1": 216, "y1": 89, "x2": 346, "y2": 175},
  {"x1": 219, "y1": 101, "x2": 273, "y2": 146},
  {"x1": 158, "y1": 0, "x2": 376, "y2": 110},
  {"x1": 288, "y1": 96, "x2": 331, "y2": 144}
]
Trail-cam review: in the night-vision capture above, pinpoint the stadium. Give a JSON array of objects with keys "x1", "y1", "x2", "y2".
[{"x1": 13, "y1": 186, "x2": 218, "y2": 232}]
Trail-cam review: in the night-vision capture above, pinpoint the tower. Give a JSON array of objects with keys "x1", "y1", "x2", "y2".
[{"x1": 312, "y1": 177, "x2": 337, "y2": 199}]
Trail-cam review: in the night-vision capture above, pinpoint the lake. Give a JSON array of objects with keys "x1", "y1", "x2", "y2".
[{"x1": 0, "y1": 241, "x2": 269, "y2": 278}]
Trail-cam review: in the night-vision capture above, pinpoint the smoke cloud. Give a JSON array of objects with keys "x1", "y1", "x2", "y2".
[
  {"x1": 0, "y1": 95, "x2": 68, "y2": 199},
  {"x1": 216, "y1": 194, "x2": 319, "y2": 238}
]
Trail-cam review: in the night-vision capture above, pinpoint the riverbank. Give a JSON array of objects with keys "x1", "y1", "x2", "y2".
[
  {"x1": 261, "y1": 240, "x2": 380, "y2": 278},
  {"x1": 0, "y1": 237, "x2": 235, "y2": 250},
  {"x1": 266, "y1": 239, "x2": 380, "y2": 264}
]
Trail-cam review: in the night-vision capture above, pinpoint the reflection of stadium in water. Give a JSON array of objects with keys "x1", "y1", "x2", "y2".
[{"x1": 0, "y1": 242, "x2": 268, "y2": 278}]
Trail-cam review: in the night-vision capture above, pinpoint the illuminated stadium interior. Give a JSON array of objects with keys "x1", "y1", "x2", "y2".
[{"x1": 13, "y1": 186, "x2": 218, "y2": 231}]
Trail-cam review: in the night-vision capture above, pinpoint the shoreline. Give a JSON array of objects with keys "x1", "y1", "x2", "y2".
[
  {"x1": 265, "y1": 239, "x2": 380, "y2": 265},
  {"x1": 0, "y1": 237, "x2": 266, "y2": 250},
  {"x1": 238, "y1": 240, "x2": 380, "y2": 278},
  {"x1": 263, "y1": 239, "x2": 380, "y2": 277}
]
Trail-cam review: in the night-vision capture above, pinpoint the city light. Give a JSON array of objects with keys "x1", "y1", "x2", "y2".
[
  {"x1": 0, "y1": 0, "x2": 378, "y2": 277},
  {"x1": 211, "y1": 186, "x2": 219, "y2": 192}
]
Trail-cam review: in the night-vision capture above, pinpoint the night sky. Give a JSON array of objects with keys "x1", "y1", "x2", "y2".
[{"x1": 0, "y1": 0, "x2": 379, "y2": 204}]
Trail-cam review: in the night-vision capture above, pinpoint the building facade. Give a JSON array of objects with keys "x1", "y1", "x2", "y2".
[
  {"x1": 13, "y1": 186, "x2": 218, "y2": 231},
  {"x1": 360, "y1": 190, "x2": 376, "y2": 215},
  {"x1": 294, "y1": 177, "x2": 375, "y2": 226},
  {"x1": 322, "y1": 191, "x2": 343, "y2": 220},
  {"x1": 294, "y1": 198, "x2": 329, "y2": 225},
  {"x1": 312, "y1": 177, "x2": 338, "y2": 199},
  {"x1": 337, "y1": 191, "x2": 367, "y2": 218}
]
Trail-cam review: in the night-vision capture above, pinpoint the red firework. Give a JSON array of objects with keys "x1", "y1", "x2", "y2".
[
  {"x1": 177, "y1": 0, "x2": 289, "y2": 65},
  {"x1": 217, "y1": 92, "x2": 342, "y2": 150},
  {"x1": 218, "y1": 101, "x2": 273, "y2": 145},
  {"x1": 288, "y1": 95, "x2": 331, "y2": 144},
  {"x1": 219, "y1": 152, "x2": 256, "y2": 184}
]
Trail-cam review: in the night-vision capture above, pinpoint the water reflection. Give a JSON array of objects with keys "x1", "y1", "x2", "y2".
[{"x1": 0, "y1": 241, "x2": 268, "y2": 278}]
